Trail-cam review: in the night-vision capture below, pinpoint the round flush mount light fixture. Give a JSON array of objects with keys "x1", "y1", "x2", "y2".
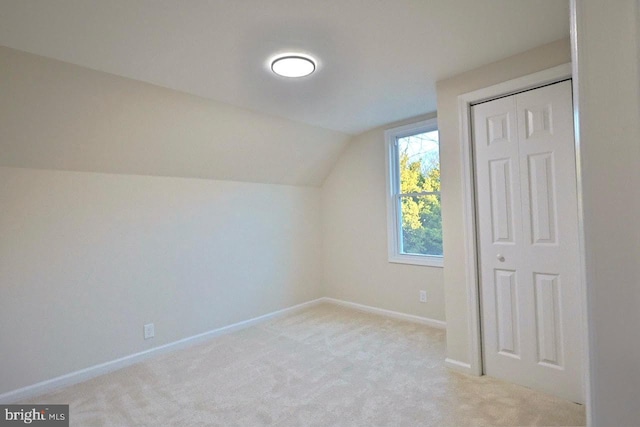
[{"x1": 270, "y1": 54, "x2": 316, "y2": 78}]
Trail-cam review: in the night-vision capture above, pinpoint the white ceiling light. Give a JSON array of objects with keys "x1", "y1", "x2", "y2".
[{"x1": 270, "y1": 54, "x2": 316, "y2": 78}]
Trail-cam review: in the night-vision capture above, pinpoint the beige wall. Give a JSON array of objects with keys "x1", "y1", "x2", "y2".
[
  {"x1": 436, "y1": 38, "x2": 571, "y2": 365},
  {"x1": 0, "y1": 46, "x2": 349, "y2": 187},
  {"x1": 0, "y1": 167, "x2": 323, "y2": 394},
  {"x1": 573, "y1": 0, "x2": 640, "y2": 424},
  {"x1": 321, "y1": 115, "x2": 445, "y2": 322}
]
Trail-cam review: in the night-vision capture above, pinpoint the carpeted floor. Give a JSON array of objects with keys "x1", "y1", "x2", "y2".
[{"x1": 24, "y1": 303, "x2": 585, "y2": 426}]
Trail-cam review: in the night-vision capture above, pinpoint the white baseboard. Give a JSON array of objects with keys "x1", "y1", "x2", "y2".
[
  {"x1": 320, "y1": 297, "x2": 446, "y2": 330},
  {"x1": 0, "y1": 298, "x2": 325, "y2": 404},
  {"x1": 444, "y1": 358, "x2": 476, "y2": 375}
]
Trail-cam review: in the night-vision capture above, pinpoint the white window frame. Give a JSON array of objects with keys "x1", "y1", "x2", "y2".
[{"x1": 385, "y1": 118, "x2": 443, "y2": 267}]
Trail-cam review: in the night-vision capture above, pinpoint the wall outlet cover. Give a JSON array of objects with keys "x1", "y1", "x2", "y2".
[
  {"x1": 144, "y1": 323, "x2": 155, "y2": 340},
  {"x1": 419, "y1": 290, "x2": 427, "y2": 303}
]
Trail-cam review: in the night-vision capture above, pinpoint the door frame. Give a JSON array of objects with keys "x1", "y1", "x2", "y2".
[{"x1": 456, "y1": 63, "x2": 589, "y2": 401}]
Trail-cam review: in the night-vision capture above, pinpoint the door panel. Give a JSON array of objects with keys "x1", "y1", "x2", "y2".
[
  {"x1": 489, "y1": 158, "x2": 516, "y2": 243},
  {"x1": 533, "y1": 273, "x2": 563, "y2": 367},
  {"x1": 528, "y1": 152, "x2": 557, "y2": 245},
  {"x1": 472, "y1": 80, "x2": 583, "y2": 403},
  {"x1": 495, "y1": 269, "x2": 520, "y2": 357}
]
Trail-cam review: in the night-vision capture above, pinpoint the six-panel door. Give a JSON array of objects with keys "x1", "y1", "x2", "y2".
[{"x1": 472, "y1": 80, "x2": 583, "y2": 403}]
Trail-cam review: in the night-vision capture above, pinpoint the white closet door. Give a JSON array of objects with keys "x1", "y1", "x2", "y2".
[{"x1": 472, "y1": 80, "x2": 583, "y2": 403}]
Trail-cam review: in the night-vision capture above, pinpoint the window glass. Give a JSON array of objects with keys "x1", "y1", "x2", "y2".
[
  {"x1": 397, "y1": 130, "x2": 442, "y2": 257},
  {"x1": 385, "y1": 119, "x2": 443, "y2": 267}
]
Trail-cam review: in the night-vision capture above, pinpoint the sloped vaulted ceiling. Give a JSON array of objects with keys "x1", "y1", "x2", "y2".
[
  {"x1": 0, "y1": 46, "x2": 350, "y2": 186},
  {"x1": 0, "y1": 1, "x2": 569, "y2": 185}
]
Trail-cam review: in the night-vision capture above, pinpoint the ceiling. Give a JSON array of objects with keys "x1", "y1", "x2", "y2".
[{"x1": 0, "y1": 0, "x2": 569, "y2": 135}]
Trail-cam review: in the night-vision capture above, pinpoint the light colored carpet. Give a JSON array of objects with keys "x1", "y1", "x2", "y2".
[{"x1": 24, "y1": 303, "x2": 585, "y2": 426}]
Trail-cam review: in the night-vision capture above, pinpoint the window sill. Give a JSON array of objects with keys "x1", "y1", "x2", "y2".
[{"x1": 388, "y1": 254, "x2": 444, "y2": 268}]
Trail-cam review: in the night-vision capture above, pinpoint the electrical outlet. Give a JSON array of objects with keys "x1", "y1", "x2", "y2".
[
  {"x1": 144, "y1": 323, "x2": 154, "y2": 340},
  {"x1": 419, "y1": 290, "x2": 427, "y2": 303}
]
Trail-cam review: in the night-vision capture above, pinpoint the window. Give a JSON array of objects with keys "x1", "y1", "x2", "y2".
[{"x1": 385, "y1": 118, "x2": 443, "y2": 267}]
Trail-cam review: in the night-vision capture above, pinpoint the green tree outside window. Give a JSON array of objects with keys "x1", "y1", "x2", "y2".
[{"x1": 397, "y1": 131, "x2": 442, "y2": 256}]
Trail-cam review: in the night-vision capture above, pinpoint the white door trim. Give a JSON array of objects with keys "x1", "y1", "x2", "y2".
[
  {"x1": 456, "y1": 63, "x2": 585, "y2": 379},
  {"x1": 570, "y1": 2, "x2": 595, "y2": 424}
]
